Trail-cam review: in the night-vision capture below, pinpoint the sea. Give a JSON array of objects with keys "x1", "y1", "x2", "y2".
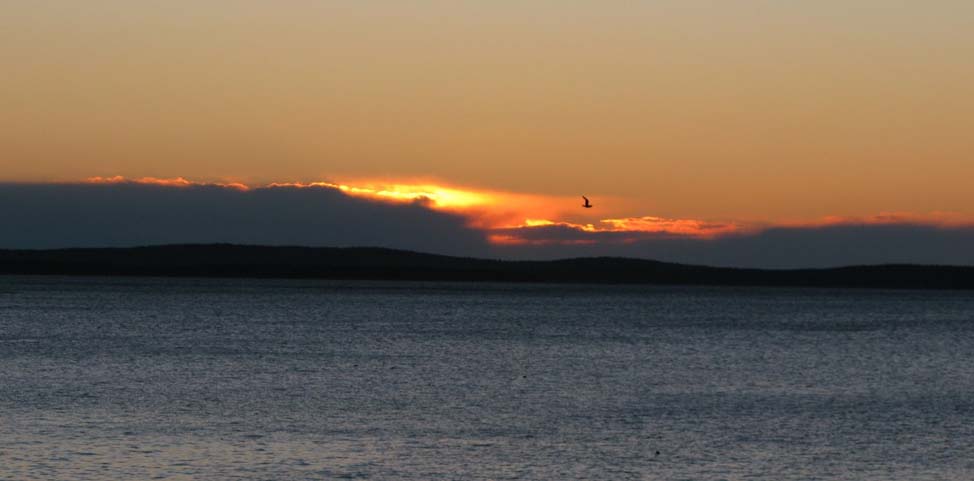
[{"x1": 1, "y1": 275, "x2": 973, "y2": 480}]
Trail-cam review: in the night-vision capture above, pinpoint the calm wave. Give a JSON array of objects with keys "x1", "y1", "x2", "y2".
[{"x1": 2, "y1": 276, "x2": 973, "y2": 480}]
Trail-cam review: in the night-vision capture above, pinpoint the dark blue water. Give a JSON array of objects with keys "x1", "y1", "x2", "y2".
[{"x1": 1, "y1": 276, "x2": 973, "y2": 480}]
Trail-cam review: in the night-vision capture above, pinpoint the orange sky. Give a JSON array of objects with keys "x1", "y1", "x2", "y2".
[{"x1": 3, "y1": 1, "x2": 973, "y2": 223}]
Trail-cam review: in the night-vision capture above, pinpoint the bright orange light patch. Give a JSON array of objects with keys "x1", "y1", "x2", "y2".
[
  {"x1": 272, "y1": 180, "x2": 582, "y2": 230},
  {"x1": 277, "y1": 181, "x2": 491, "y2": 210}
]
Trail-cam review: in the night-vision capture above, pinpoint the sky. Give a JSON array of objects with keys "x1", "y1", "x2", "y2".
[{"x1": 2, "y1": 2, "x2": 973, "y2": 266}]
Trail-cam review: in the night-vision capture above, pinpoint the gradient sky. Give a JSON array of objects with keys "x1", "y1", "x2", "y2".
[{"x1": 2, "y1": 1, "x2": 974, "y2": 256}]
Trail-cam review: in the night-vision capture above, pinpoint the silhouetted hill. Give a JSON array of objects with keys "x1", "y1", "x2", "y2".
[{"x1": 1, "y1": 244, "x2": 973, "y2": 289}]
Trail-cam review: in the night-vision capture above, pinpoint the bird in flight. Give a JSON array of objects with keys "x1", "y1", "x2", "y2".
[{"x1": 582, "y1": 196, "x2": 593, "y2": 208}]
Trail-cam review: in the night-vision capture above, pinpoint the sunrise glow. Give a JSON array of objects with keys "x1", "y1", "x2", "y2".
[
  {"x1": 77, "y1": 176, "x2": 974, "y2": 249},
  {"x1": 81, "y1": 176, "x2": 747, "y2": 240}
]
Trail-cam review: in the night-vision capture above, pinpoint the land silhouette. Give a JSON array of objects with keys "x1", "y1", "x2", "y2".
[{"x1": 1, "y1": 244, "x2": 973, "y2": 289}]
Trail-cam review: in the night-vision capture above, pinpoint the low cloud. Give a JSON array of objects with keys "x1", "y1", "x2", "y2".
[
  {"x1": 0, "y1": 181, "x2": 489, "y2": 256},
  {"x1": 2, "y1": 180, "x2": 973, "y2": 268},
  {"x1": 490, "y1": 223, "x2": 974, "y2": 268}
]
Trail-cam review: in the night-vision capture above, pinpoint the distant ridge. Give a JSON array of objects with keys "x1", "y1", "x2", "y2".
[{"x1": 1, "y1": 244, "x2": 973, "y2": 290}]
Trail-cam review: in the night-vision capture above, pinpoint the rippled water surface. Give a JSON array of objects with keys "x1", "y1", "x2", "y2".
[{"x1": 1, "y1": 276, "x2": 973, "y2": 480}]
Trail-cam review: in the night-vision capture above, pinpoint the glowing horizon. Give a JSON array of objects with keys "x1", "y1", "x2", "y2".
[{"x1": 75, "y1": 176, "x2": 974, "y2": 246}]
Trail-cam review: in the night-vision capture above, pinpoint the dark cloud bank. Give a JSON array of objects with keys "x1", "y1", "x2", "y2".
[
  {"x1": 0, "y1": 182, "x2": 490, "y2": 258},
  {"x1": 2, "y1": 182, "x2": 972, "y2": 268}
]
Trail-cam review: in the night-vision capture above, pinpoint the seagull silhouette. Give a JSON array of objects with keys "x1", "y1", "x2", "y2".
[{"x1": 582, "y1": 196, "x2": 593, "y2": 208}]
